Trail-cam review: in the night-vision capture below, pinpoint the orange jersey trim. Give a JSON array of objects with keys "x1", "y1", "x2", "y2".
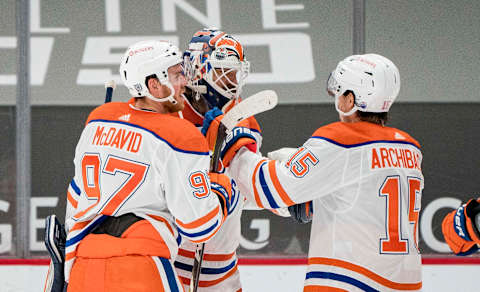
[
  {"x1": 308, "y1": 257, "x2": 422, "y2": 290},
  {"x1": 179, "y1": 263, "x2": 238, "y2": 287},
  {"x1": 304, "y1": 286, "x2": 348, "y2": 292},
  {"x1": 312, "y1": 122, "x2": 420, "y2": 149},
  {"x1": 69, "y1": 220, "x2": 92, "y2": 232},
  {"x1": 67, "y1": 190, "x2": 78, "y2": 209},
  {"x1": 188, "y1": 224, "x2": 222, "y2": 243},
  {"x1": 147, "y1": 214, "x2": 175, "y2": 236},
  {"x1": 86, "y1": 99, "x2": 209, "y2": 154},
  {"x1": 175, "y1": 206, "x2": 220, "y2": 229},
  {"x1": 73, "y1": 202, "x2": 99, "y2": 220},
  {"x1": 267, "y1": 160, "x2": 295, "y2": 206},
  {"x1": 252, "y1": 159, "x2": 268, "y2": 208},
  {"x1": 65, "y1": 250, "x2": 76, "y2": 261},
  {"x1": 177, "y1": 248, "x2": 235, "y2": 262}
]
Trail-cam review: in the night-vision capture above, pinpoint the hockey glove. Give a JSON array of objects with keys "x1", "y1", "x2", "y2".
[
  {"x1": 442, "y1": 198, "x2": 480, "y2": 255},
  {"x1": 201, "y1": 107, "x2": 223, "y2": 136},
  {"x1": 209, "y1": 172, "x2": 233, "y2": 217},
  {"x1": 202, "y1": 108, "x2": 257, "y2": 167},
  {"x1": 288, "y1": 201, "x2": 313, "y2": 224},
  {"x1": 220, "y1": 127, "x2": 257, "y2": 167}
]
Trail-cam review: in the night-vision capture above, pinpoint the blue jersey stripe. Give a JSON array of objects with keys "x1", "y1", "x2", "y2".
[
  {"x1": 70, "y1": 179, "x2": 81, "y2": 196},
  {"x1": 176, "y1": 234, "x2": 182, "y2": 246},
  {"x1": 258, "y1": 162, "x2": 280, "y2": 208},
  {"x1": 160, "y1": 257, "x2": 180, "y2": 292},
  {"x1": 306, "y1": 271, "x2": 379, "y2": 292},
  {"x1": 174, "y1": 259, "x2": 236, "y2": 275},
  {"x1": 65, "y1": 215, "x2": 108, "y2": 247},
  {"x1": 88, "y1": 119, "x2": 209, "y2": 155},
  {"x1": 177, "y1": 220, "x2": 219, "y2": 238},
  {"x1": 311, "y1": 136, "x2": 421, "y2": 151}
]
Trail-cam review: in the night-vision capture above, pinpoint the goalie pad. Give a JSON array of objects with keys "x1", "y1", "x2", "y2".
[{"x1": 44, "y1": 214, "x2": 67, "y2": 292}]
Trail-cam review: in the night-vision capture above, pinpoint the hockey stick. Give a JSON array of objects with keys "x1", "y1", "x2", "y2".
[
  {"x1": 189, "y1": 90, "x2": 278, "y2": 292},
  {"x1": 104, "y1": 80, "x2": 116, "y2": 103}
]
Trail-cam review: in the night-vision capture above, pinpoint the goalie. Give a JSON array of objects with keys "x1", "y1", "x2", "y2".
[{"x1": 172, "y1": 28, "x2": 289, "y2": 292}]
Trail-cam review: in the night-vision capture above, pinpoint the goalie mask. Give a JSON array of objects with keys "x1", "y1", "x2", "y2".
[
  {"x1": 183, "y1": 28, "x2": 250, "y2": 109},
  {"x1": 327, "y1": 54, "x2": 400, "y2": 115},
  {"x1": 120, "y1": 40, "x2": 183, "y2": 104}
]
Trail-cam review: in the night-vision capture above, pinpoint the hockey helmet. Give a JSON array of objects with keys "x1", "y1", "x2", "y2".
[
  {"x1": 327, "y1": 54, "x2": 400, "y2": 115},
  {"x1": 120, "y1": 40, "x2": 183, "y2": 104},
  {"x1": 183, "y1": 28, "x2": 250, "y2": 109}
]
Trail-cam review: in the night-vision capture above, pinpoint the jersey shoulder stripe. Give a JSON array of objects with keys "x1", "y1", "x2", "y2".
[
  {"x1": 86, "y1": 100, "x2": 209, "y2": 155},
  {"x1": 311, "y1": 121, "x2": 421, "y2": 149}
]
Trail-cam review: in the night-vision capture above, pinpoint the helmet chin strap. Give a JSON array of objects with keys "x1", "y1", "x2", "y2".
[
  {"x1": 145, "y1": 81, "x2": 177, "y2": 104},
  {"x1": 335, "y1": 96, "x2": 358, "y2": 116}
]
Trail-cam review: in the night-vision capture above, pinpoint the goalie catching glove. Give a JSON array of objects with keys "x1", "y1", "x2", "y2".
[
  {"x1": 202, "y1": 107, "x2": 257, "y2": 167},
  {"x1": 442, "y1": 198, "x2": 480, "y2": 255},
  {"x1": 209, "y1": 172, "x2": 234, "y2": 217}
]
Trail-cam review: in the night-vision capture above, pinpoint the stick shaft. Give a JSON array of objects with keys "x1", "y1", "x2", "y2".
[
  {"x1": 190, "y1": 91, "x2": 277, "y2": 292},
  {"x1": 191, "y1": 124, "x2": 227, "y2": 292},
  {"x1": 105, "y1": 87, "x2": 113, "y2": 103}
]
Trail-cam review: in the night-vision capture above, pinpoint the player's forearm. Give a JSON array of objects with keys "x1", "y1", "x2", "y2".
[
  {"x1": 229, "y1": 144, "x2": 351, "y2": 209},
  {"x1": 228, "y1": 148, "x2": 299, "y2": 209}
]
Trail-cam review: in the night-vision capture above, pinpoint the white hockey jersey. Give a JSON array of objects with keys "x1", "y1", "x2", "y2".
[
  {"x1": 64, "y1": 99, "x2": 226, "y2": 282},
  {"x1": 171, "y1": 97, "x2": 262, "y2": 292},
  {"x1": 229, "y1": 121, "x2": 424, "y2": 292}
]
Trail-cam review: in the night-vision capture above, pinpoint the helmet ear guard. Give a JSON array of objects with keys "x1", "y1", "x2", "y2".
[
  {"x1": 119, "y1": 40, "x2": 183, "y2": 104},
  {"x1": 327, "y1": 54, "x2": 400, "y2": 115}
]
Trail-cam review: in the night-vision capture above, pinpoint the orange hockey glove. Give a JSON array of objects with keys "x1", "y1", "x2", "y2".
[
  {"x1": 442, "y1": 199, "x2": 480, "y2": 255},
  {"x1": 208, "y1": 172, "x2": 233, "y2": 217},
  {"x1": 202, "y1": 108, "x2": 258, "y2": 167},
  {"x1": 220, "y1": 127, "x2": 257, "y2": 167}
]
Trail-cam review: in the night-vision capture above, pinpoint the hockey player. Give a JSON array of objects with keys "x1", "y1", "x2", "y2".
[
  {"x1": 171, "y1": 28, "x2": 261, "y2": 292},
  {"x1": 59, "y1": 40, "x2": 235, "y2": 292},
  {"x1": 203, "y1": 54, "x2": 424, "y2": 291},
  {"x1": 442, "y1": 198, "x2": 480, "y2": 255}
]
